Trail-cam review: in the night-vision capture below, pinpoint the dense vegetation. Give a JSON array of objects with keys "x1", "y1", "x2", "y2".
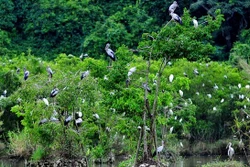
[{"x1": 1, "y1": 0, "x2": 250, "y2": 166}]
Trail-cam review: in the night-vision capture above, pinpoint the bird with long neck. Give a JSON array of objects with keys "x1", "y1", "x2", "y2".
[
  {"x1": 47, "y1": 66, "x2": 53, "y2": 80},
  {"x1": 105, "y1": 43, "x2": 116, "y2": 67},
  {"x1": 169, "y1": 1, "x2": 178, "y2": 13},
  {"x1": 152, "y1": 140, "x2": 165, "y2": 157},
  {"x1": 170, "y1": 12, "x2": 182, "y2": 24},
  {"x1": 226, "y1": 142, "x2": 234, "y2": 160}
]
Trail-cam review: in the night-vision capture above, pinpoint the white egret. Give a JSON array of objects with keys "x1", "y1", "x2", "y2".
[
  {"x1": 169, "y1": 1, "x2": 178, "y2": 13},
  {"x1": 238, "y1": 83, "x2": 242, "y2": 89},
  {"x1": 245, "y1": 85, "x2": 250, "y2": 89},
  {"x1": 239, "y1": 94, "x2": 245, "y2": 99},
  {"x1": 180, "y1": 142, "x2": 184, "y2": 147},
  {"x1": 192, "y1": 18, "x2": 198, "y2": 28},
  {"x1": 128, "y1": 67, "x2": 136, "y2": 77},
  {"x1": 170, "y1": 126, "x2": 174, "y2": 134},
  {"x1": 93, "y1": 113, "x2": 100, "y2": 119},
  {"x1": 152, "y1": 140, "x2": 165, "y2": 157},
  {"x1": 179, "y1": 90, "x2": 183, "y2": 97},
  {"x1": 207, "y1": 94, "x2": 212, "y2": 98},
  {"x1": 226, "y1": 142, "x2": 234, "y2": 160},
  {"x1": 220, "y1": 99, "x2": 224, "y2": 103},
  {"x1": 196, "y1": 92, "x2": 200, "y2": 96},
  {"x1": 214, "y1": 84, "x2": 219, "y2": 90},
  {"x1": 169, "y1": 74, "x2": 174, "y2": 83},
  {"x1": 104, "y1": 75, "x2": 108, "y2": 80},
  {"x1": 2, "y1": 90, "x2": 7, "y2": 97},
  {"x1": 42, "y1": 98, "x2": 49, "y2": 106}
]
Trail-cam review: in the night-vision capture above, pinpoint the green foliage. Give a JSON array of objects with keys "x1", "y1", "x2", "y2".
[
  {"x1": 83, "y1": 6, "x2": 157, "y2": 59},
  {"x1": 230, "y1": 29, "x2": 250, "y2": 64},
  {"x1": 139, "y1": 9, "x2": 224, "y2": 61},
  {"x1": 8, "y1": 130, "x2": 33, "y2": 157},
  {"x1": 31, "y1": 147, "x2": 45, "y2": 161}
]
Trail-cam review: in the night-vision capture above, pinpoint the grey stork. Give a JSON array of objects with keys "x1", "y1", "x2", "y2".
[
  {"x1": 170, "y1": 12, "x2": 182, "y2": 24},
  {"x1": 105, "y1": 43, "x2": 116, "y2": 66},
  {"x1": 47, "y1": 66, "x2": 53, "y2": 79},
  {"x1": 24, "y1": 68, "x2": 29, "y2": 80},
  {"x1": 50, "y1": 87, "x2": 59, "y2": 98},
  {"x1": 169, "y1": 1, "x2": 178, "y2": 13}
]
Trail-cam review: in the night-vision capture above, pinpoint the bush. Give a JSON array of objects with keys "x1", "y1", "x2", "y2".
[{"x1": 8, "y1": 131, "x2": 33, "y2": 157}]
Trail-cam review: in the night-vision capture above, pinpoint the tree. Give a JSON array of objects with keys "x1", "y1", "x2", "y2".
[{"x1": 133, "y1": 9, "x2": 223, "y2": 164}]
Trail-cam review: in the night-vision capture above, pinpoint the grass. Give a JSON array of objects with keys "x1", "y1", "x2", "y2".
[
  {"x1": 8, "y1": 131, "x2": 33, "y2": 157},
  {"x1": 202, "y1": 160, "x2": 246, "y2": 167}
]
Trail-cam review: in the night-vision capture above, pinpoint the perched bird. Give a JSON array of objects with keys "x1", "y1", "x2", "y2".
[
  {"x1": 169, "y1": 1, "x2": 178, "y2": 13},
  {"x1": 193, "y1": 68, "x2": 199, "y2": 75},
  {"x1": 50, "y1": 110, "x2": 59, "y2": 122},
  {"x1": 74, "y1": 118, "x2": 83, "y2": 127},
  {"x1": 226, "y1": 142, "x2": 234, "y2": 160},
  {"x1": 39, "y1": 118, "x2": 48, "y2": 125},
  {"x1": 80, "y1": 53, "x2": 88, "y2": 61},
  {"x1": 42, "y1": 98, "x2": 49, "y2": 106},
  {"x1": 142, "y1": 83, "x2": 151, "y2": 93},
  {"x1": 183, "y1": 72, "x2": 188, "y2": 77},
  {"x1": 16, "y1": 68, "x2": 20, "y2": 74},
  {"x1": 169, "y1": 74, "x2": 174, "y2": 83},
  {"x1": 104, "y1": 75, "x2": 108, "y2": 80},
  {"x1": 23, "y1": 68, "x2": 29, "y2": 80},
  {"x1": 152, "y1": 140, "x2": 165, "y2": 157},
  {"x1": 145, "y1": 126, "x2": 150, "y2": 131},
  {"x1": 50, "y1": 88, "x2": 59, "y2": 97},
  {"x1": 75, "y1": 111, "x2": 83, "y2": 119},
  {"x1": 170, "y1": 126, "x2": 174, "y2": 133},
  {"x1": 105, "y1": 43, "x2": 116, "y2": 66},
  {"x1": 170, "y1": 12, "x2": 182, "y2": 24},
  {"x1": 47, "y1": 66, "x2": 53, "y2": 78},
  {"x1": 2, "y1": 90, "x2": 7, "y2": 97},
  {"x1": 93, "y1": 113, "x2": 100, "y2": 119},
  {"x1": 180, "y1": 142, "x2": 184, "y2": 147},
  {"x1": 192, "y1": 18, "x2": 198, "y2": 28},
  {"x1": 179, "y1": 90, "x2": 183, "y2": 97},
  {"x1": 64, "y1": 115, "x2": 73, "y2": 126},
  {"x1": 128, "y1": 67, "x2": 136, "y2": 78},
  {"x1": 81, "y1": 70, "x2": 90, "y2": 80}
]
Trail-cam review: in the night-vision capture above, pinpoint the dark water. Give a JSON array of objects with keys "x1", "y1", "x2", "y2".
[{"x1": 0, "y1": 155, "x2": 248, "y2": 167}]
